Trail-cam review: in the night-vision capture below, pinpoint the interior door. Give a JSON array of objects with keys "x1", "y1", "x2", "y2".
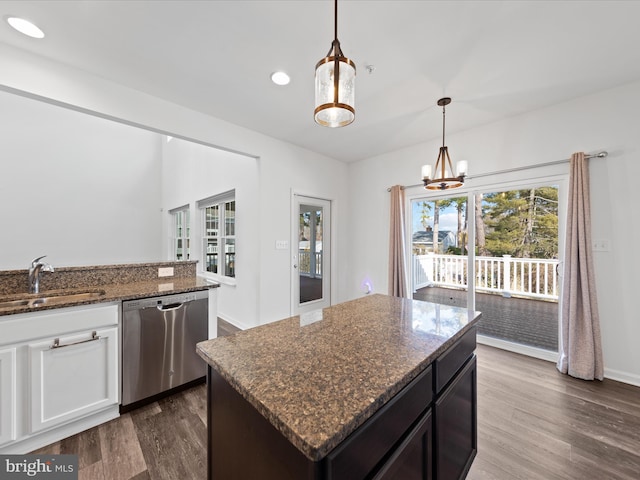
[{"x1": 292, "y1": 195, "x2": 331, "y2": 315}]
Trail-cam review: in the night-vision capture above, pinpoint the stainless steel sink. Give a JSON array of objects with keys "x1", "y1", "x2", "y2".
[{"x1": 0, "y1": 290, "x2": 106, "y2": 310}]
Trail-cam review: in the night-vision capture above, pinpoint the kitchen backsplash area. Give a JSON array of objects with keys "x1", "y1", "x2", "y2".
[{"x1": 0, "y1": 261, "x2": 198, "y2": 296}]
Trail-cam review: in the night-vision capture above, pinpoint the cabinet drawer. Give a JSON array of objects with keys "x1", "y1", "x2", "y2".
[
  {"x1": 1, "y1": 303, "x2": 118, "y2": 345},
  {"x1": 325, "y1": 366, "x2": 432, "y2": 480},
  {"x1": 28, "y1": 326, "x2": 119, "y2": 433},
  {"x1": 434, "y1": 327, "x2": 476, "y2": 393},
  {"x1": 372, "y1": 409, "x2": 432, "y2": 480}
]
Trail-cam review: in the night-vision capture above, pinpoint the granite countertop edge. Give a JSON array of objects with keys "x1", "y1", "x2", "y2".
[
  {"x1": 197, "y1": 318, "x2": 479, "y2": 461},
  {"x1": 0, "y1": 277, "x2": 219, "y2": 316}
]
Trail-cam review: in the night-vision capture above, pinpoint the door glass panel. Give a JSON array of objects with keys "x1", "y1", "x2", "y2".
[
  {"x1": 411, "y1": 196, "x2": 468, "y2": 309},
  {"x1": 476, "y1": 186, "x2": 559, "y2": 351},
  {"x1": 299, "y1": 204, "x2": 323, "y2": 304}
]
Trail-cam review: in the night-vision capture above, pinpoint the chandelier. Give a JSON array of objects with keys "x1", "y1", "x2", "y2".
[{"x1": 421, "y1": 97, "x2": 467, "y2": 190}]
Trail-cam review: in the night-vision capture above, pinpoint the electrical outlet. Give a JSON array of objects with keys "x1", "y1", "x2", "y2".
[
  {"x1": 592, "y1": 239, "x2": 611, "y2": 252},
  {"x1": 158, "y1": 267, "x2": 174, "y2": 277}
]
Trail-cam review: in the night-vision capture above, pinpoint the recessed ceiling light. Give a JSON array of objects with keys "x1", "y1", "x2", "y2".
[
  {"x1": 6, "y1": 17, "x2": 45, "y2": 39},
  {"x1": 271, "y1": 71, "x2": 290, "y2": 86}
]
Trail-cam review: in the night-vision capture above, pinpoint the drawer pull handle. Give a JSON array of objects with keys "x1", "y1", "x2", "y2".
[{"x1": 51, "y1": 331, "x2": 100, "y2": 349}]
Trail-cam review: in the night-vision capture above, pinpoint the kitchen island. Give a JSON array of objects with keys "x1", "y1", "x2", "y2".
[{"x1": 196, "y1": 294, "x2": 480, "y2": 480}]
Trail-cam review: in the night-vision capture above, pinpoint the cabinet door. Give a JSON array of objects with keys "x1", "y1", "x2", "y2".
[
  {"x1": 28, "y1": 327, "x2": 118, "y2": 433},
  {"x1": 434, "y1": 355, "x2": 477, "y2": 480},
  {"x1": 372, "y1": 409, "x2": 433, "y2": 480},
  {"x1": 0, "y1": 348, "x2": 16, "y2": 445}
]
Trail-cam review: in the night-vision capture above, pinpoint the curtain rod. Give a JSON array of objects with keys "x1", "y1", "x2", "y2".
[{"x1": 388, "y1": 151, "x2": 608, "y2": 191}]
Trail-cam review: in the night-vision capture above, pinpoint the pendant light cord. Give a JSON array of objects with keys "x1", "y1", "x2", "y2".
[
  {"x1": 442, "y1": 103, "x2": 446, "y2": 148},
  {"x1": 334, "y1": 0, "x2": 338, "y2": 41}
]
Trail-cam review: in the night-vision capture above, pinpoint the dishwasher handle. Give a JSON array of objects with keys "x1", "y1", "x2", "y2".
[{"x1": 156, "y1": 302, "x2": 186, "y2": 312}]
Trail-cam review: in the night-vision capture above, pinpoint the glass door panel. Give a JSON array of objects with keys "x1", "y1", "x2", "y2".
[
  {"x1": 293, "y1": 196, "x2": 331, "y2": 314},
  {"x1": 299, "y1": 204, "x2": 323, "y2": 303},
  {"x1": 411, "y1": 196, "x2": 469, "y2": 309},
  {"x1": 475, "y1": 186, "x2": 559, "y2": 352}
]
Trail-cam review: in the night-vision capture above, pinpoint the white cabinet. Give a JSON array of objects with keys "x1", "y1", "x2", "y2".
[
  {"x1": 28, "y1": 326, "x2": 118, "y2": 433},
  {"x1": 0, "y1": 303, "x2": 119, "y2": 453},
  {"x1": 0, "y1": 348, "x2": 16, "y2": 445}
]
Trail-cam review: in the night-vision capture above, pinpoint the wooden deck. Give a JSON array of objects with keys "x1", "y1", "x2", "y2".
[{"x1": 414, "y1": 286, "x2": 558, "y2": 352}]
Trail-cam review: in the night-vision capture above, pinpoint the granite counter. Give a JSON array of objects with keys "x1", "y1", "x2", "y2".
[{"x1": 0, "y1": 261, "x2": 218, "y2": 316}]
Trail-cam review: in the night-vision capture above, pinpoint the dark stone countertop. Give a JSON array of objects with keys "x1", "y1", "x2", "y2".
[
  {"x1": 196, "y1": 293, "x2": 480, "y2": 461},
  {"x1": 0, "y1": 276, "x2": 218, "y2": 316}
]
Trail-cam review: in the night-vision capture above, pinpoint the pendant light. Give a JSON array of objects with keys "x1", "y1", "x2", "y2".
[
  {"x1": 421, "y1": 97, "x2": 467, "y2": 190},
  {"x1": 314, "y1": 0, "x2": 356, "y2": 127}
]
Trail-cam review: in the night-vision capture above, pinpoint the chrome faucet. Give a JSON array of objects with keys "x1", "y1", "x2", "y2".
[{"x1": 28, "y1": 256, "x2": 54, "y2": 294}]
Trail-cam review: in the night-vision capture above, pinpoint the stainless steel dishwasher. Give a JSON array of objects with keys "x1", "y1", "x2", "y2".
[{"x1": 121, "y1": 290, "x2": 208, "y2": 410}]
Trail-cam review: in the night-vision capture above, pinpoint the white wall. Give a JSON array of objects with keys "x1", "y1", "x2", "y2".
[
  {"x1": 347, "y1": 80, "x2": 640, "y2": 385},
  {"x1": 0, "y1": 89, "x2": 162, "y2": 269},
  {"x1": 0, "y1": 43, "x2": 349, "y2": 327},
  {"x1": 160, "y1": 137, "x2": 260, "y2": 328}
]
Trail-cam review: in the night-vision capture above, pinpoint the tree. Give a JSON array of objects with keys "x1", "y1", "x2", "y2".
[
  {"x1": 438, "y1": 197, "x2": 467, "y2": 255},
  {"x1": 475, "y1": 193, "x2": 487, "y2": 255},
  {"x1": 419, "y1": 201, "x2": 431, "y2": 231},
  {"x1": 482, "y1": 187, "x2": 558, "y2": 258},
  {"x1": 432, "y1": 200, "x2": 440, "y2": 253}
]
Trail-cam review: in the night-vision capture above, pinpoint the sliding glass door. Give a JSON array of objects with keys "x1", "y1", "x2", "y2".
[{"x1": 411, "y1": 183, "x2": 560, "y2": 353}]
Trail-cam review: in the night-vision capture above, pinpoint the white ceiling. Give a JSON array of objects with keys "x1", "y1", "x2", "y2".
[{"x1": 1, "y1": 1, "x2": 640, "y2": 163}]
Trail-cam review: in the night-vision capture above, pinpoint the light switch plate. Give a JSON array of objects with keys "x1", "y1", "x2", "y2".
[
  {"x1": 158, "y1": 267, "x2": 174, "y2": 277},
  {"x1": 275, "y1": 240, "x2": 289, "y2": 250},
  {"x1": 592, "y1": 239, "x2": 611, "y2": 252}
]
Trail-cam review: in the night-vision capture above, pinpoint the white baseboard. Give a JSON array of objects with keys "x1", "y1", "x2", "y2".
[
  {"x1": 217, "y1": 313, "x2": 249, "y2": 331},
  {"x1": 478, "y1": 335, "x2": 640, "y2": 387},
  {"x1": 603, "y1": 367, "x2": 640, "y2": 387}
]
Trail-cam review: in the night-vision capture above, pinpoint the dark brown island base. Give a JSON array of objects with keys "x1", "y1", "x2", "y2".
[{"x1": 197, "y1": 294, "x2": 481, "y2": 480}]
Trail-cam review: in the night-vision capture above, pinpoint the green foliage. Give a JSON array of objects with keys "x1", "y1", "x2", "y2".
[{"x1": 483, "y1": 187, "x2": 558, "y2": 259}]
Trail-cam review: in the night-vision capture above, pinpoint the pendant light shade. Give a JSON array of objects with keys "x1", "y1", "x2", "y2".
[
  {"x1": 314, "y1": 0, "x2": 356, "y2": 127},
  {"x1": 422, "y1": 97, "x2": 467, "y2": 190}
]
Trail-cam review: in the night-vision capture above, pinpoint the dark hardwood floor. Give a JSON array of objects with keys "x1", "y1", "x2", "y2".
[
  {"x1": 468, "y1": 346, "x2": 640, "y2": 480},
  {"x1": 31, "y1": 322, "x2": 640, "y2": 480}
]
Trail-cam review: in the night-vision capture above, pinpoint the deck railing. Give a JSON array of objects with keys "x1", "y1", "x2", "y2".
[
  {"x1": 413, "y1": 253, "x2": 559, "y2": 300},
  {"x1": 299, "y1": 250, "x2": 323, "y2": 278}
]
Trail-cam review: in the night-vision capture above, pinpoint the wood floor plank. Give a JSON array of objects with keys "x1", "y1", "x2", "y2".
[
  {"x1": 60, "y1": 425, "x2": 102, "y2": 470},
  {"x1": 98, "y1": 413, "x2": 147, "y2": 480},
  {"x1": 78, "y1": 459, "x2": 105, "y2": 480},
  {"x1": 182, "y1": 383, "x2": 208, "y2": 425},
  {"x1": 131, "y1": 399, "x2": 207, "y2": 480}
]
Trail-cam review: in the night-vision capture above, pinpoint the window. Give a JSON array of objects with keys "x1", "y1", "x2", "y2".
[
  {"x1": 170, "y1": 205, "x2": 190, "y2": 261},
  {"x1": 198, "y1": 190, "x2": 235, "y2": 279}
]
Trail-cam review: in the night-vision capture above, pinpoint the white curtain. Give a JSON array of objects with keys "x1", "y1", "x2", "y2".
[
  {"x1": 388, "y1": 185, "x2": 408, "y2": 297},
  {"x1": 557, "y1": 152, "x2": 604, "y2": 381}
]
